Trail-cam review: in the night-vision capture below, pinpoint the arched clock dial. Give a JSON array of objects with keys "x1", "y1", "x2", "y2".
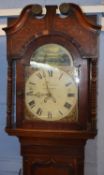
[{"x1": 25, "y1": 68, "x2": 77, "y2": 121}]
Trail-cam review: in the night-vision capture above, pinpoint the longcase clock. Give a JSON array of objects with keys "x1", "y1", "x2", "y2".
[{"x1": 3, "y1": 3, "x2": 101, "y2": 175}]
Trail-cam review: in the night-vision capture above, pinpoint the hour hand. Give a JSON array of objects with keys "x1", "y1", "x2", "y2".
[{"x1": 44, "y1": 93, "x2": 56, "y2": 103}]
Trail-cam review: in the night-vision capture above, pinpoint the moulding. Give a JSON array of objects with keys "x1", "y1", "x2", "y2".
[{"x1": 0, "y1": 5, "x2": 104, "y2": 35}]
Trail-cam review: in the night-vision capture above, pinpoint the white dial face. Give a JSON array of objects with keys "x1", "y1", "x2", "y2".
[{"x1": 25, "y1": 68, "x2": 77, "y2": 121}]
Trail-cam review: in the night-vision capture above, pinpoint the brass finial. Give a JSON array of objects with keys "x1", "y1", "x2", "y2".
[
  {"x1": 59, "y1": 3, "x2": 72, "y2": 15},
  {"x1": 31, "y1": 4, "x2": 42, "y2": 16}
]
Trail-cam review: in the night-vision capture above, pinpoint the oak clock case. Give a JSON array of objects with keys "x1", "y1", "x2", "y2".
[
  {"x1": 3, "y1": 3, "x2": 101, "y2": 175},
  {"x1": 25, "y1": 44, "x2": 78, "y2": 122},
  {"x1": 16, "y1": 38, "x2": 85, "y2": 130}
]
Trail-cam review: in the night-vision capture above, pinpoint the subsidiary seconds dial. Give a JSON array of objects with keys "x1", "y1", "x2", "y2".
[{"x1": 25, "y1": 68, "x2": 77, "y2": 121}]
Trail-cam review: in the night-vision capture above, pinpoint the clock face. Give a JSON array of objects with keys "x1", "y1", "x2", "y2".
[
  {"x1": 25, "y1": 44, "x2": 78, "y2": 122},
  {"x1": 25, "y1": 68, "x2": 77, "y2": 121}
]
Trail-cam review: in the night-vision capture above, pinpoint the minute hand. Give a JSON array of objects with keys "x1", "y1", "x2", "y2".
[{"x1": 43, "y1": 70, "x2": 56, "y2": 103}]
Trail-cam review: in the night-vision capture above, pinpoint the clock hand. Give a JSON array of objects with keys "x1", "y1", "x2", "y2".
[
  {"x1": 51, "y1": 95, "x2": 56, "y2": 103},
  {"x1": 43, "y1": 70, "x2": 52, "y2": 95},
  {"x1": 45, "y1": 85, "x2": 56, "y2": 102},
  {"x1": 44, "y1": 93, "x2": 56, "y2": 103},
  {"x1": 43, "y1": 70, "x2": 56, "y2": 103},
  {"x1": 44, "y1": 96, "x2": 50, "y2": 103}
]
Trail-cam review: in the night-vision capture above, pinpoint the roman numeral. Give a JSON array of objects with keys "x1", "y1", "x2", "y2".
[
  {"x1": 67, "y1": 93, "x2": 75, "y2": 97},
  {"x1": 64, "y1": 102, "x2": 72, "y2": 109},
  {"x1": 36, "y1": 108, "x2": 42, "y2": 116},
  {"x1": 59, "y1": 73, "x2": 63, "y2": 80},
  {"x1": 29, "y1": 82, "x2": 36, "y2": 85},
  {"x1": 59, "y1": 110, "x2": 63, "y2": 115},
  {"x1": 36, "y1": 73, "x2": 42, "y2": 79},
  {"x1": 65, "y1": 82, "x2": 72, "y2": 87},
  {"x1": 28, "y1": 100, "x2": 35, "y2": 108},
  {"x1": 26, "y1": 91, "x2": 33, "y2": 96}
]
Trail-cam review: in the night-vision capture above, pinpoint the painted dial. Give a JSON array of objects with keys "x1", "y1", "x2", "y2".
[{"x1": 25, "y1": 68, "x2": 77, "y2": 121}]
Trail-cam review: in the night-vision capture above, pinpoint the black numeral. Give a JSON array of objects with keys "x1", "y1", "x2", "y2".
[
  {"x1": 67, "y1": 93, "x2": 75, "y2": 97},
  {"x1": 26, "y1": 91, "x2": 33, "y2": 96},
  {"x1": 36, "y1": 108, "x2": 42, "y2": 116},
  {"x1": 65, "y1": 82, "x2": 72, "y2": 87},
  {"x1": 29, "y1": 82, "x2": 36, "y2": 85},
  {"x1": 64, "y1": 102, "x2": 72, "y2": 109},
  {"x1": 59, "y1": 110, "x2": 63, "y2": 115},
  {"x1": 36, "y1": 73, "x2": 42, "y2": 79},
  {"x1": 28, "y1": 100, "x2": 35, "y2": 108},
  {"x1": 59, "y1": 73, "x2": 63, "y2": 80}
]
